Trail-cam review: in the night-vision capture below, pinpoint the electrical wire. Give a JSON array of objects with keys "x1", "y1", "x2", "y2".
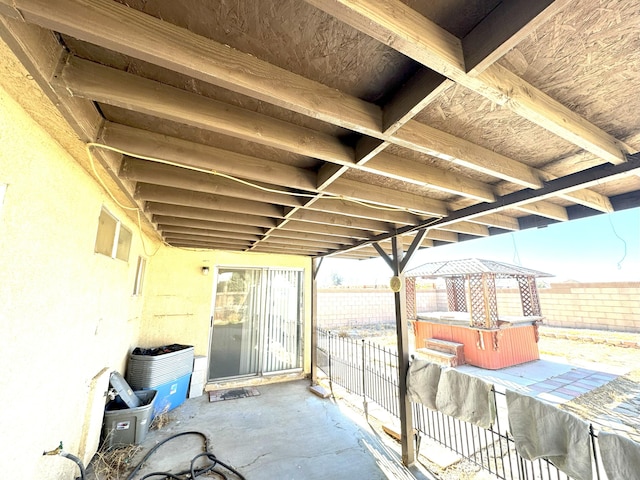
[
  {"x1": 85, "y1": 142, "x2": 440, "y2": 217},
  {"x1": 608, "y1": 214, "x2": 628, "y2": 270},
  {"x1": 86, "y1": 143, "x2": 163, "y2": 258},
  {"x1": 126, "y1": 431, "x2": 245, "y2": 480}
]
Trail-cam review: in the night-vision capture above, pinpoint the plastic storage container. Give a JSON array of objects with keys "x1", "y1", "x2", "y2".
[
  {"x1": 126, "y1": 344, "x2": 194, "y2": 389},
  {"x1": 140, "y1": 373, "x2": 191, "y2": 417},
  {"x1": 102, "y1": 389, "x2": 157, "y2": 449}
]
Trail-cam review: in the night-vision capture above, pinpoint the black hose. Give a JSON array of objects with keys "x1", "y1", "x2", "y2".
[
  {"x1": 60, "y1": 452, "x2": 86, "y2": 480},
  {"x1": 126, "y1": 430, "x2": 245, "y2": 480}
]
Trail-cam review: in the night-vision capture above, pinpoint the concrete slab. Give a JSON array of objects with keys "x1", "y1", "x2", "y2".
[{"x1": 93, "y1": 380, "x2": 437, "y2": 480}]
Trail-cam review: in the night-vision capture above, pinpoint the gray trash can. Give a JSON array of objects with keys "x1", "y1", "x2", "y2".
[{"x1": 101, "y1": 389, "x2": 157, "y2": 449}]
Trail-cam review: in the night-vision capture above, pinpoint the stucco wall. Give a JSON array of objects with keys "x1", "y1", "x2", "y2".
[
  {"x1": 0, "y1": 80, "x2": 313, "y2": 479},
  {"x1": 0, "y1": 85, "x2": 159, "y2": 478},
  {"x1": 140, "y1": 249, "x2": 312, "y2": 372}
]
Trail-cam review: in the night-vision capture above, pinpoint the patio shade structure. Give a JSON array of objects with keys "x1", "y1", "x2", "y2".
[{"x1": 2, "y1": 0, "x2": 640, "y2": 469}]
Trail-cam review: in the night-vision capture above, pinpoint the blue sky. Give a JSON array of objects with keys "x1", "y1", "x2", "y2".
[{"x1": 318, "y1": 207, "x2": 640, "y2": 286}]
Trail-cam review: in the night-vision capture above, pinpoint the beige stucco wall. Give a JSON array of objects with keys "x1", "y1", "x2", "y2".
[
  {"x1": 0, "y1": 85, "x2": 160, "y2": 477},
  {"x1": 140, "y1": 248, "x2": 312, "y2": 372}
]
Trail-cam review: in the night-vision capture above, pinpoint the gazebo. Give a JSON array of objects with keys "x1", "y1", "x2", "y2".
[{"x1": 405, "y1": 258, "x2": 552, "y2": 369}]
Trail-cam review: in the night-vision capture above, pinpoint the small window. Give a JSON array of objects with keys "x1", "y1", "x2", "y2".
[
  {"x1": 94, "y1": 207, "x2": 132, "y2": 261},
  {"x1": 116, "y1": 224, "x2": 132, "y2": 261},
  {"x1": 133, "y1": 256, "x2": 146, "y2": 295}
]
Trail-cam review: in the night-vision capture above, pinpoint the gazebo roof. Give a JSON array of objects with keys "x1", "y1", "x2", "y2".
[{"x1": 406, "y1": 258, "x2": 552, "y2": 279}]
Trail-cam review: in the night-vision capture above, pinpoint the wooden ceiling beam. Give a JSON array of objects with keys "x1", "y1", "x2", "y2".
[
  {"x1": 395, "y1": 121, "x2": 542, "y2": 189},
  {"x1": 136, "y1": 184, "x2": 284, "y2": 218},
  {"x1": 462, "y1": 0, "x2": 572, "y2": 75},
  {"x1": 268, "y1": 229, "x2": 356, "y2": 245},
  {"x1": 164, "y1": 235, "x2": 251, "y2": 247},
  {"x1": 307, "y1": 198, "x2": 420, "y2": 224},
  {"x1": 157, "y1": 225, "x2": 261, "y2": 242},
  {"x1": 364, "y1": 151, "x2": 496, "y2": 202},
  {"x1": 145, "y1": 203, "x2": 276, "y2": 228},
  {"x1": 63, "y1": 56, "x2": 544, "y2": 197},
  {"x1": 305, "y1": 0, "x2": 630, "y2": 166},
  {"x1": 280, "y1": 220, "x2": 372, "y2": 240},
  {"x1": 101, "y1": 122, "x2": 318, "y2": 191},
  {"x1": 467, "y1": 213, "x2": 520, "y2": 231},
  {"x1": 285, "y1": 208, "x2": 390, "y2": 232},
  {"x1": 58, "y1": 56, "x2": 355, "y2": 165},
  {"x1": 121, "y1": 158, "x2": 303, "y2": 208},
  {"x1": 7, "y1": 0, "x2": 382, "y2": 134},
  {"x1": 151, "y1": 215, "x2": 265, "y2": 236},
  {"x1": 13, "y1": 0, "x2": 628, "y2": 185},
  {"x1": 251, "y1": 243, "x2": 326, "y2": 255},
  {"x1": 382, "y1": 69, "x2": 454, "y2": 135},
  {"x1": 169, "y1": 242, "x2": 245, "y2": 251},
  {"x1": 326, "y1": 178, "x2": 447, "y2": 217},
  {"x1": 258, "y1": 235, "x2": 342, "y2": 249},
  {"x1": 424, "y1": 229, "x2": 459, "y2": 243},
  {"x1": 400, "y1": 237, "x2": 434, "y2": 249},
  {"x1": 437, "y1": 221, "x2": 490, "y2": 237},
  {"x1": 516, "y1": 201, "x2": 568, "y2": 222},
  {"x1": 105, "y1": 122, "x2": 490, "y2": 213}
]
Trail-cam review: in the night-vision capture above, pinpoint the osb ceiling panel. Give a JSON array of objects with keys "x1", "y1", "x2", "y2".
[
  {"x1": 2, "y1": 0, "x2": 639, "y2": 259},
  {"x1": 100, "y1": 105, "x2": 323, "y2": 170},
  {"x1": 499, "y1": 0, "x2": 640, "y2": 146},
  {"x1": 111, "y1": 0, "x2": 420, "y2": 104},
  {"x1": 414, "y1": 84, "x2": 586, "y2": 169}
]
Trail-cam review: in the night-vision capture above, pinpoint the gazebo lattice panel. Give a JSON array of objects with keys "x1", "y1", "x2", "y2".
[
  {"x1": 486, "y1": 273, "x2": 498, "y2": 329},
  {"x1": 468, "y1": 274, "x2": 486, "y2": 327},
  {"x1": 445, "y1": 276, "x2": 467, "y2": 312},
  {"x1": 405, "y1": 277, "x2": 416, "y2": 320},
  {"x1": 517, "y1": 276, "x2": 542, "y2": 317}
]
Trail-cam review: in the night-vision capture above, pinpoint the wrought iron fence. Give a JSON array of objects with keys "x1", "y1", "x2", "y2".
[{"x1": 315, "y1": 328, "x2": 602, "y2": 480}]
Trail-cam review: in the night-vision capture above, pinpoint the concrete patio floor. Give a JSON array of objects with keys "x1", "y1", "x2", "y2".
[{"x1": 96, "y1": 380, "x2": 436, "y2": 480}]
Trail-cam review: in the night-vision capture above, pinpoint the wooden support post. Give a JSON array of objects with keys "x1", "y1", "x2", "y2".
[
  {"x1": 390, "y1": 237, "x2": 415, "y2": 466},
  {"x1": 310, "y1": 257, "x2": 322, "y2": 385}
]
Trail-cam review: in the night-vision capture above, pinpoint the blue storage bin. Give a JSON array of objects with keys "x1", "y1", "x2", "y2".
[{"x1": 141, "y1": 373, "x2": 191, "y2": 418}]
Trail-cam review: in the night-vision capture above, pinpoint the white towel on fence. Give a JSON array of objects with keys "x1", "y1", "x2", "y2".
[
  {"x1": 435, "y1": 368, "x2": 496, "y2": 429},
  {"x1": 506, "y1": 390, "x2": 592, "y2": 480},
  {"x1": 406, "y1": 359, "x2": 441, "y2": 410},
  {"x1": 598, "y1": 431, "x2": 640, "y2": 480}
]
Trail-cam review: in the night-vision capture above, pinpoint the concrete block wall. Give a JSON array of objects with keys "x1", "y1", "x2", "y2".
[
  {"x1": 317, "y1": 288, "x2": 395, "y2": 328},
  {"x1": 318, "y1": 282, "x2": 640, "y2": 333}
]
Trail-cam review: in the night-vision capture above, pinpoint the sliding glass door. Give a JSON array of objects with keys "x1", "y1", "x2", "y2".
[{"x1": 208, "y1": 267, "x2": 303, "y2": 381}]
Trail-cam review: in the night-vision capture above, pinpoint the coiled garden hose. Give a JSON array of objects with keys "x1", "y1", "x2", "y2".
[
  {"x1": 45, "y1": 431, "x2": 244, "y2": 480},
  {"x1": 126, "y1": 430, "x2": 246, "y2": 480}
]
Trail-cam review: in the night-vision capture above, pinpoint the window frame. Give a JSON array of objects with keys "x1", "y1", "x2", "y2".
[{"x1": 94, "y1": 207, "x2": 132, "y2": 261}]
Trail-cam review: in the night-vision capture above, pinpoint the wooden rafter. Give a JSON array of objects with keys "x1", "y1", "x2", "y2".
[{"x1": 304, "y1": 0, "x2": 631, "y2": 166}]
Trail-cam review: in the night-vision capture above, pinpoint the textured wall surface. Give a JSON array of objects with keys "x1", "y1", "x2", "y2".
[
  {"x1": 318, "y1": 283, "x2": 640, "y2": 333},
  {"x1": 0, "y1": 82, "x2": 312, "y2": 478}
]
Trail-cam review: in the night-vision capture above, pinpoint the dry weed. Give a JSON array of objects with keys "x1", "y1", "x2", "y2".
[{"x1": 92, "y1": 444, "x2": 141, "y2": 480}]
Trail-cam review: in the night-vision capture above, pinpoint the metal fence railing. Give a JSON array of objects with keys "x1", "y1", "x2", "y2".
[{"x1": 316, "y1": 328, "x2": 603, "y2": 480}]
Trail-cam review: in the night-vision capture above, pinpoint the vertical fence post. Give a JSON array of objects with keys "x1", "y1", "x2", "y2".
[
  {"x1": 361, "y1": 339, "x2": 368, "y2": 418},
  {"x1": 327, "y1": 331, "x2": 334, "y2": 398}
]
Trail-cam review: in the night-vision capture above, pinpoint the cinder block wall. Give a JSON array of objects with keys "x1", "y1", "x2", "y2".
[
  {"x1": 318, "y1": 282, "x2": 640, "y2": 333},
  {"x1": 497, "y1": 282, "x2": 640, "y2": 332}
]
